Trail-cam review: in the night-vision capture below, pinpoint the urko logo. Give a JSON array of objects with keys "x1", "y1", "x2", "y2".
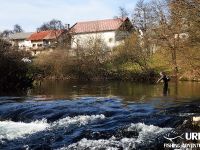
[
  {"x1": 164, "y1": 132, "x2": 184, "y2": 143},
  {"x1": 164, "y1": 132, "x2": 200, "y2": 143},
  {"x1": 185, "y1": 132, "x2": 200, "y2": 140},
  {"x1": 163, "y1": 131, "x2": 200, "y2": 150},
  {"x1": 164, "y1": 132, "x2": 200, "y2": 149}
]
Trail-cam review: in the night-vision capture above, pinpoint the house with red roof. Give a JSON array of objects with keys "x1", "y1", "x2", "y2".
[
  {"x1": 8, "y1": 18, "x2": 132, "y2": 56},
  {"x1": 9, "y1": 32, "x2": 33, "y2": 50},
  {"x1": 70, "y1": 17, "x2": 133, "y2": 49},
  {"x1": 28, "y1": 30, "x2": 63, "y2": 50}
]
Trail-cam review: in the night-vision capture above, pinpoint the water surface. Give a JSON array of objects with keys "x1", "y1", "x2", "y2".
[{"x1": 0, "y1": 81, "x2": 200, "y2": 149}]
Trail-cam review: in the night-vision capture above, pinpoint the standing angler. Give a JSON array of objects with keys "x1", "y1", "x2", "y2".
[{"x1": 157, "y1": 72, "x2": 170, "y2": 96}]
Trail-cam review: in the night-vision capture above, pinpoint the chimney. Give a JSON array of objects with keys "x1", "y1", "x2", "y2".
[{"x1": 65, "y1": 24, "x2": 70, "y2": 30}]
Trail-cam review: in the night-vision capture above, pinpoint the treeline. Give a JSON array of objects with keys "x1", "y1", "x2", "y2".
[
  {"x1": 119, "y1": 0, "x2": 200, "y2": 80},
  {"x1": 0, "y1": 0, "x2": 199, "y2": 91},
  {"x1": 129, "y1": 0, "x2": 200, "y2": 80},
  {"x1": 0, "y1": 19, "x2": 67, "y2": 38},
  {"x1": 0, "y1": 24, "x2": 23, "y2": 38},
  {"x1": 32, "y1": 33, "x2": 157, "y2": 82}
]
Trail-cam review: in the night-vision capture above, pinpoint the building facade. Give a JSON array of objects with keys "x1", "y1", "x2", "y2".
[
  {"x1": 9, "y1": 32, "x2": 33, "y2": 50},
  {"x1": 70, "y1": 17, "x2": 133, "y2": 49},
  {"x1": 8, "y1": 18, "x2": 133, "y2": 55},
  {"x1": 28, "y1": 30, "x2": 63, "y2": 49}
]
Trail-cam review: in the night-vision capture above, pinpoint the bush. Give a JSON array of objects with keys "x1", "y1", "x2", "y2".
[
  {"x1": 0, "y1": 39, "x2": 34, "y2": 91},
  {"x1": 32, "y1": 50, "x2": 73, "y2": 79},
  {"x1": 32, "y1": 34, "x2": 158, "y2": 82}
]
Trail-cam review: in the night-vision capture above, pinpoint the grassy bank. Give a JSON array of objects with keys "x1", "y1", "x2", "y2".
[
  {"x1": 32, "y1": 47, "x2": 200, "y2": 83},
  {"x1": 32, "y1": 32, "x2": 200, "y2": 82},
  {"x1": 32, "y1": 50, "x2": 158, "y2": 82}
]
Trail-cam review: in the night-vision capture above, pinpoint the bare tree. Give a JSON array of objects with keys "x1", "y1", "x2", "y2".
[
  {"x1": 37, "y1": 19, "x2": 71, "y2": 48},
  {"x1": 147, "y1": 0, "x2": 200, "y2": 78},
  {"x1": 171, "y1": 0, "x2": 200, "y2": 74},
  {"x1": 37, "y1": 19, "x2": 65, "y2": 31},
  {"x1": 146, "y1": 0, "x2": 181, "y2": 78},
  {"x1": 0, "y1": 30, "x2": 13, "y2": 38},
  {"x1": 119, "y1": 7, "x2": 129, "y2": 18},
  {"x1": 37, "y1": 24, "x2": 49, "y2": 31},
  {"x1": 132, "y1": 0, "x2": 155, "y2": 32},
  {"x1": 1, "y1": 24, "x2": 23, "y2": 38},
  {"x1": 13, "y1": 24, "x2": 24, "y2": 33},
  {"x1": 132, "y1": 0, "x2": 156, "y2": 57}
]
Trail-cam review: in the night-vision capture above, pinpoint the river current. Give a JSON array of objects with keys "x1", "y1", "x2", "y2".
[{"x1": 0, "y1": 81, "x2": 200, "y2": 149}]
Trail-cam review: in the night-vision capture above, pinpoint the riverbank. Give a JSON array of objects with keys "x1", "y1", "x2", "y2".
[
  {"x1": 1, "y1": 34, "x2": 200, "y2": 92},
  {"x1": 36, "y1": 73, "x2": 200, "y2": 82},
  {"x1": 32, "y1": 55, "x2": 157, "y2": 82},
  {"x1": 179, "y1": 70, "x2": 200, "y2": 82},
  {"x1": 34, "y1": 69, "x2": 158, "y2": 83},
  {"x1": 31, "y1": 50, "x2": 159, "y2": 83},
  {"x1": 32, "y1": 49, "x2": 200, "y2": 83}
]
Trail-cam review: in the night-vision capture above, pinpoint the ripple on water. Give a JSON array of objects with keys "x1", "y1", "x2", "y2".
[
  {"x1": 62, "y1": 123, "x2": 171, "y2": 150},
  {"x1": 0, "y1": 114, "x2": 106, "y2": 143},
  {"x1": 0, "y1": 96, "x2": 198, "y2": 150}
]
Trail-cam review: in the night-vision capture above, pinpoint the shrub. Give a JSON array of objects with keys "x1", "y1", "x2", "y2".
[{"x1": 0, "y1": 39, "x2": 34, "y2": 91}]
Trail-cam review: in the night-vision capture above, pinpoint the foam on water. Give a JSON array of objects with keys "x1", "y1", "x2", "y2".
[
  {"x1": 178, "y1": 113, "x2": 197, "y2": 117},
  {"x1": 62, "y1": 123, "x2": 172, "y2": 150},
  {"x1": 61, "y1": 137, "x2": 137, "y2": 150},
  {"x1": 52, "y1": 114, "x2": 105, "y2": 127},
  {"x1": 0, "y1": 114, "x2": 105, "y2": 142},
  {"x1": 62, "y1": 138, "x2": 134, "y2": 150},
  {"x1": 127, "y1": 123, "x2": 172, "y2": 143},
  {"x1": 0, "y1": 119, "x2": 49, "y2": 141}
]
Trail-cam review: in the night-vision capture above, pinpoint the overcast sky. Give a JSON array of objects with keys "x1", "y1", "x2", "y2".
[{"x1": 0, "y1": 0, "x2": 138, "y2": 32}]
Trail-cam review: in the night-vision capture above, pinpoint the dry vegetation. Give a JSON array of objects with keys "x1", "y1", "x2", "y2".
[
  {"x1": 0, "y1": 0, "x2": 199, "y2": 89},
  {"x1": 32, "y1": 34, "x2": 157, "y2": 82},
  {"x1": 0, "y1": 39, "x2": 33, "y2": 91},
  {"x1": 32, "y1": 0, "x2": 200, "y2": 82}
]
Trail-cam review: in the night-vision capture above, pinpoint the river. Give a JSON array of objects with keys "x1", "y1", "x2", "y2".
[{"x1": 0, "y1": 81, "x2": 200, "y2": 149}]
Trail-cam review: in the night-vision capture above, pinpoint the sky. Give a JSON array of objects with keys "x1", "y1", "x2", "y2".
[{"x1": 0, "y1": 0, "x2": 138, "y2": 32}]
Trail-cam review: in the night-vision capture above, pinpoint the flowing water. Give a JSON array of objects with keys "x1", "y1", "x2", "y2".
[{"x1": 0, "y1": 81, "x2": 200, "y2": 150}]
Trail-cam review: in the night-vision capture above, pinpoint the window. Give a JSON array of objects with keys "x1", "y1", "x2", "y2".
[
  {"x1": 109, "y1": 38, "x2": 113, "y2": 43},
  {"x1": 38, "y1": 44, "x2": 43, "y2": 47}
]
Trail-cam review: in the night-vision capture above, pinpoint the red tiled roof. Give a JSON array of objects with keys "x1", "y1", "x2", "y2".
[
  {"x1": 28, "y1": 30, "x2": 63, "y2": 41},
  {"x1": 71, "y1": 18, "x2": 128, "y2": 34}
]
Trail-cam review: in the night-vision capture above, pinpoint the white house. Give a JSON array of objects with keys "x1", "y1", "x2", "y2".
[
  {"x1": 70, "y1": 17, "x2": 133, "y2": 49},
  {"x1": 9, "y1": 32, "x2": 33, "y2": 50},
  {"x1": 28, "y1": 30, "x2": 63, "y2": 49},
  {"x1": 27, "y1": 30, "x2": 64, "y2": 55}
]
